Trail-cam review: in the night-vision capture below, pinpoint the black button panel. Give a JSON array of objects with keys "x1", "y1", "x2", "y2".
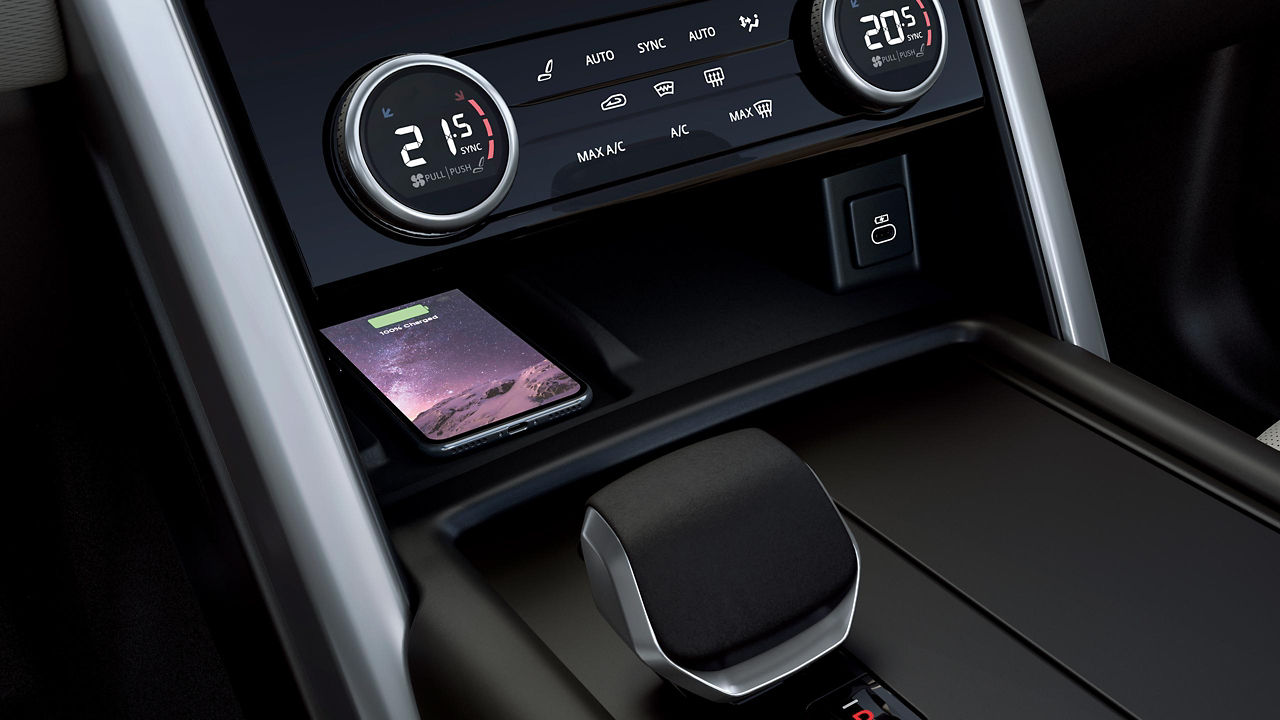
[
  {"x1": 505, "y1": 43, "x2": 839, "y2": 206},
  {"x1": 312, "y1": 0, "x2": 976, "y2": 261},
  {"x1": 457, "y1": 0, "x2": 794, "y2": 106},
  {"x1": 516, "y1": 73, "x2": 833, "y2": 203},
  {"x1": 450, "y1": 1, "x2": 834, "y2": 211},
  {"x1": 204, "y1": 0, "x2": 987, "y2": 284},
  {"x1": 848, "y1": 186, "x2": 914, "y2": 267},
  {"x1": 514, "y1": 42, "x2": 802, "y2": 143}
]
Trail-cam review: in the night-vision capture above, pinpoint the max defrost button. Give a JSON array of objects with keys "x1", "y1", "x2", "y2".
[{"x1": 848, "y1": 187, "x2": 913, "y2": 267}]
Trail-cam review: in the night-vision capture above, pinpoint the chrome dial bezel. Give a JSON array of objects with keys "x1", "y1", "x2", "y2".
[{"x1": 337, "y1": 54, "x2": 519, "y2": 235}]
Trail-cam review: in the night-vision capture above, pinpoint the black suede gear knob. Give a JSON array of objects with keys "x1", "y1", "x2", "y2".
[{"x1": 586, "y1": 428, "x2": 858, "y2": 671}]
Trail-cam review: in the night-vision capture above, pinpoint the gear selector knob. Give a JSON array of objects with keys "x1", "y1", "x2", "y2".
[{"x1": 580, "y1": 429, "x2": 860, "y2": 702}]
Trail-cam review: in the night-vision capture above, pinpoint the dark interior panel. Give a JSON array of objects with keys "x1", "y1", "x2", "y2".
[
  {"x1": 1024, "y1": 0, "x2": 1279, "y2": 99},
  {"x1": 399, "y1": 324, "x2": 1280, "y2": 719},
  {"x1": 779, "y1": 355, "x2": 1280, "y2": 719},
  {"x1": 0, "y1": 87, "x2": 303, "y2": 720},
  {"x1": 1028, "y1": 4, "x2": 1280, "y2": 434},
  {"x1": 461, "y1": 506, "x2": 1130, "y2": 720}
]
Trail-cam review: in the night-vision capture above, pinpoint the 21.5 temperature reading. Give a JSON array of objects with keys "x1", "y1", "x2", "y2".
[
  {"x1": 861, "y1": 6, "x2": 918, "y2": 50},
  {"x1": 396, "y1": 114, "x2": 475, "y2": 167}
]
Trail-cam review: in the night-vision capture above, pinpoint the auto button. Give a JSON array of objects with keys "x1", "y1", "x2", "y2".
[{"x1": 456, "y1": 0, "x2": 794, "y2": 106}]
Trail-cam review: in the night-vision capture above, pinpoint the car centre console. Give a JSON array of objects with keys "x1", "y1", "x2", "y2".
[
  {"x1": 200, "y1": 0, "x2": 981, "y2": 284},
  {"x1": 64, "y1": 0, "x2": 1280, "y2": 718}
]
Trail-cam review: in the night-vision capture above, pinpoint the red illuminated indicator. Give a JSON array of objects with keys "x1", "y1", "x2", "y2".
[
  {"x1": 482, "y1": 116, "x2": 495, "y2": 159},
  {"x1": 852, "y1": 710, "x2": 875, "y2": 720},
  {"x1": 466, "y1": 99, "x2": 497, "y2": 158},
  {"x1": 915, "y1": 1, "x2": 933, "y2": 46}
]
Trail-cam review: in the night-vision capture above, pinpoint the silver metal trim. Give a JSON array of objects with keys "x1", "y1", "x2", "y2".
[
  {"x1": 61, "y1": 1, "x2": 419, "y2": 718},
  {"x1": 580, "y1": 474, "x2": 860, "y2": 703},
  {"x1": 1260, "y1": 421, "x2": 1280, "y2": 452},
  {"x1": 975, "y1": 0, "x2": 1109, "y2": 358},
  {"x1": 817, "y1": 0, "x2": 949, "y2": 108},
  {"x1": 340, "y1": 54, "x2": 520, "y2": 234}
]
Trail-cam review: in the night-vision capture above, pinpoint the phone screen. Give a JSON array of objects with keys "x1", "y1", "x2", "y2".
[{"x1": 321, "y1": 290, "x2": 584, "y2": 443}]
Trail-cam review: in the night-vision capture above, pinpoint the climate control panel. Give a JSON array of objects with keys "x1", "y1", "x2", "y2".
[
  {"x1": 328, "y1": 0, "x2": 972, "y2": 240},
  {"x1": 196, "y1": 0, "x2": 982, "y2": 282}
]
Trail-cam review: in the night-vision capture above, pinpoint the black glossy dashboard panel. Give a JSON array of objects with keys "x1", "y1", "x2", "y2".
[{"x1": 199, "y1": 0, "x2": 983, "y2": 286}]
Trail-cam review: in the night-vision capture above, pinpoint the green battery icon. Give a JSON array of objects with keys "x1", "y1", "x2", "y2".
[{"x1": 368, "y1": 304, "x2": 430, "y2": 329}]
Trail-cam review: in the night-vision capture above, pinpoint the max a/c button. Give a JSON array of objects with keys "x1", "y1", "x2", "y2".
[{"x1": 849, "y1": 186, "x2": 913, "y2": 268}]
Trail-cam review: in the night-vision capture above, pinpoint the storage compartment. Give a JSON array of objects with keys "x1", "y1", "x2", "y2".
[
  {"x1": 393, "y1": 322, "x2": 1280, "y2": 719},
  {"x1": 316, "y1": 110, "x2": 1052, "y2": 503}
]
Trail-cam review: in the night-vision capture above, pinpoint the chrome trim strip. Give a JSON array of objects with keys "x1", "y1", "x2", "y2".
[
  {"x1": 975, "y1": 0, "x2": 1110, "y2": 359},
  {"x1": 61, "y1": 1, "x2": 419, "y2": 718}
]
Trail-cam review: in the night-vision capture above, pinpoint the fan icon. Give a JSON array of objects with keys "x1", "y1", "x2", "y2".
[
  {"x1": 410, "y1": 173, "x2": 426, "y2": 188},
  {"x1": 872, "y1": 55, "x2": 884, "y2": 68}
]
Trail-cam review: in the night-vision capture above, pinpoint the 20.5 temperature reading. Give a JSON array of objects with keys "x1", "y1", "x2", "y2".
[
  {"x1": 860, "y1": 6, "x2": 919, "y2": 50},
  {"x1": 812, "y1": 0, "x2": 945, "y2": 105}
]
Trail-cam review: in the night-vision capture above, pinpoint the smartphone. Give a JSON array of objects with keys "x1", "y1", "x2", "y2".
[{"x1": 321, "y1": 289, "x2": 591, "y2": 456}]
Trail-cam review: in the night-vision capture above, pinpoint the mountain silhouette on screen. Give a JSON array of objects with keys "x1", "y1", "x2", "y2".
[{"x1": 413, "y1": 359, "x2": 579, "y2": 440}]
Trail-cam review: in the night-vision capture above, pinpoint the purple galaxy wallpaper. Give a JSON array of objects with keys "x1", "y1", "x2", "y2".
[{"x1": 321, "y1": 290, "x2": 581, "y2": 441}]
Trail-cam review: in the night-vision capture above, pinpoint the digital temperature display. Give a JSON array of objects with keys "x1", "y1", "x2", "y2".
[
  {"x1": 359, "y1": 66, "x2": 511, "y2": 217},
  {"x1": 835, "y1": 0, "x2": 943, "y2": 92}
]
